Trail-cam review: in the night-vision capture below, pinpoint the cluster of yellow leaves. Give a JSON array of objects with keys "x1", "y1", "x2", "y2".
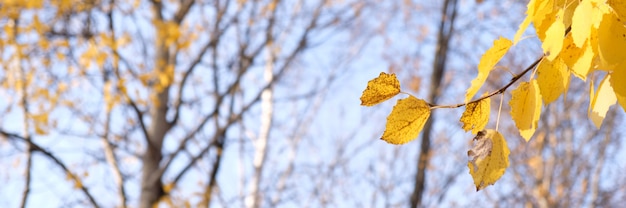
[
  {"x1": 361, "y1": 73, "x2": 508, "y2": 190},
  {"x1": 513, "y1": 0, "x2": 626, "y2": 131},
  {"x1": 360, "y1": 72, "x2": 431, "y2": 145},
  {"x1": 362, "y1": 0, "x2": 626, "y2": 193}
]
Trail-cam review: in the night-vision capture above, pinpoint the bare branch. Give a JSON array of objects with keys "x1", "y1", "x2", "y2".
[{"x1": 1, "y1": 130, "x2": 100, "y2": 208}]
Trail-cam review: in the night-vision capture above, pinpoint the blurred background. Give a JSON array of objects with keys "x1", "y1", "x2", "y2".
[{"x1": 0, "y1": 0, "x2": 624, "y2": 207}]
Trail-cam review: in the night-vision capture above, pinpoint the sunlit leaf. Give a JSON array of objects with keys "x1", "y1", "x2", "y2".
[
  {"x1": 381, "y1": 96, "x2": 430, "y2": 145},
  {"x1": 597, "y1": 13, "x2": 626, "y2": 70},
  {"x1": 460, "y1": 97, "x2": 491, "y2": 135},
  {"x1": 561, "y1": 33, "x2": 595, "y2": 80},
  {"x1": 589, "y1": 74, "x2": 617, "y2": 128},
  {"x1": 509, "y1": 80, "x2": 542, "y2": 141},
  {"x1": 610, "y1": 65, "x2": 626, "y2": 112},
  {"x1": 465, "y1": 37, "x2": 512, "y2": 103},
  {"x1": 536, "y1": 57, "x2": 569, "y2": 104},
  {"x1": 532, "y1": 0, "x2": 556, "y2": 41},
  {"x1": 468, "y1": 129, "x2": 510, "y2": 191},
  {"x1": 542, "y1": 10, "x2": 565, "y2": 60},
  {"x1": 572, "y1": 0, "x2": 593, "y2": 47},
  {"x1": 360, "y1": 72, "x2": 401, "y2": 106}
]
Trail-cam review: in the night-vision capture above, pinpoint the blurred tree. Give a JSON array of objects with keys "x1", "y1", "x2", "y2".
[{"x1": 0, "y1": 0, "x2": 364, "y2": 207}]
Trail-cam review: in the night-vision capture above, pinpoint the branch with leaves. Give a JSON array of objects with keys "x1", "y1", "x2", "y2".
[{"x1": 360, "y1": 0, "x2": 626, "y2": 191}]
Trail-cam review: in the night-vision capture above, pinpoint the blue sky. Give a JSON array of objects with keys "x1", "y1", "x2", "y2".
[{"x1": 1, "y1": 0, "x2": 626, "y2": 207}]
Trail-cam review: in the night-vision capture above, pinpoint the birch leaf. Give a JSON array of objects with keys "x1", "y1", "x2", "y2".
[
  {"x1": 589, "y1": 74, "x2": 617, "y2": 128},
  {"x1": 360, "y1": 72, "x2": 401, "y2": 106},
  {"x1": 468, "y1": 129, "x2": 510, "y2": 191},
  {"x1": 460, "y1": 97, "x2": 491, "y2": 135},
  {"x1": 509, "y1": 80, "x2": 542, "y2": 141},
  {"x1": 571, "y1": 0, "x2": 593, "y2": 47},
  {"x1": 542, "y1": 10, "x2": 565, "y2": 60},
  {"x1": 610, "y1": 66, "x2": 626, "y2": 112},
  {"x1": 536, "y1": 57, "x2": 569, "y2": 104},
  {"x1": 598, "y1": 13, "x2": 626, "y2": 70},
  {"x1": 465, "y1": 37, "x2": 512, "y2": 103},
  {"x1": 381, "y1": 96, "x2": 431, "y2": 145}
]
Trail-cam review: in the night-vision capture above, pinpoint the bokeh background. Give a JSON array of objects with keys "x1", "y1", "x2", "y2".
[{"x1": 1, "y1": 0, "x2": 624, "y2": 207}]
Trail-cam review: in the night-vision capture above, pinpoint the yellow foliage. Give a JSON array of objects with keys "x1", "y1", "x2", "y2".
[
  {"x1": 381, "y1": 96, "x2": 430, "y2": 145},
  {"x1": 66, "y1": 172, "x2": 83, "y2": 189},
  {"x1": 360, "y1": 72, "x2": 401, "y2": 106},
  {"x1": 561, "y1": 34, "x2": 595, "y2": 79},
  {"x1": 30, "y1": 113, "x2": 49, "y2": 135},
  {"x1": 532, "y1": 0, "x2": 557, "y2": 41},
  {"x1": 536, "y1": 57, "x2": 569, "y2": 104},
  {"x1": 468, "y1": 129, "x2": 510, "y2": 191},
  {"x1": 589, "y1": 74, "x2": 617, "y2": 128},
  {"x1": 597, "y1": 13, "x2": 626, "y2": 70},
  {"x1": 465, "y1": 37, "x2": 512, "y2": 103},
  {"x1": 460, "y1": 97, "x2": 490, "y2": 135},
  {"x1": 610, "y1": 66, "x2": 626, "y2": 112},
  {"x1": 542, "y1": 10, "x2": 565, "y2": 60},
  {"x1": 572, "y1": 0, "x2": 593, "y2": 47},
  {"x1": 509, "y1": 80, "x2": 542, "y2": 141}
]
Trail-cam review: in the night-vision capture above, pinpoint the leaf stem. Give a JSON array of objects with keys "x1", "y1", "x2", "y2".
[
  {"x1": 428, "y1": 56, "x2": 542, "y2": 109},
  {"x1": 496, "y1": 93, "x2": 504, "y2": 131}
]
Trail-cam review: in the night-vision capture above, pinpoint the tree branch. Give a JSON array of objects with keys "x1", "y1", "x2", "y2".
[
  {"x1": 1, "y1": 130, "x2": 100, "y2": 208},
  {"x1": 428, "y1": 56, "x2": 542, "y2": 110}
]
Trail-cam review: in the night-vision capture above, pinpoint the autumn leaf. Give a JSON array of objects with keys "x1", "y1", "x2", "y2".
[
  {"x1": 532, "y1": 0, "x2": 557, "y2": 41},
  {"x1": 509, "y1": 80, "x2": 542, "y2": 141},
  {"x1": 381, "y1": 96, "x2": 431, "y2": 145},
  {"x1": 561, "y1": 34, "x2": 594, "y2": 80},
  {"x1": 589, "y1": 74, "x2": 617, "y2": 128},
  {"x1": 610, "y1": 66, "x2": 626, "y2": 112},
  {"x1": 460, "y1": 97, "x2": 491, "y2": 135},
  {"x1": 360, "y1": 72, "x2": 401, "y2": 106},
  {"x1": 468, "y1": 129, "x2": 510, "y2": 191},
  {"x1": 536, "y1": 57, "x2": 569, "y2": 104},
  {"x1": 513, "y1": 0, "x2": 537, "y2": 44},
  {"x1": 571, "y1": 0, "x2": 593, "y2": 47},
  {"x1": 542, "y1": 10, "x2": 565, "y2": 61},
  {"x1": 465, "y1": 37, "x2": 512, "y2": 103},
  {"x1": 597, "y1": 13, "x2": 626, "y2": 70}
]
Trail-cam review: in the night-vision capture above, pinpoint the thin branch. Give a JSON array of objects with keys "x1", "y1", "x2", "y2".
[
  {"x1": 428, "y1": 57, "x2": 542, "y2": 109},
  {"x1": 174, "y1": 0, "x2": 195, "y2": 24},
  {"x1": 105, "y1": 4, "x2": 128, "y2": 207},
  {"x1": 170, "y1": 1, "x2": 234, "y2": 127},
  {"x1": 1, "y1": 130, "x2": 100, "y2": 208}
]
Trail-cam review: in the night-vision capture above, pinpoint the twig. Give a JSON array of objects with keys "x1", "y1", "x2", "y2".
[
  {"x1": 428, "y1": 57, "x2": 542, "y2": 109},
  {"x1": 1, "y1": 130, "x2": 100, "y2": 208}
]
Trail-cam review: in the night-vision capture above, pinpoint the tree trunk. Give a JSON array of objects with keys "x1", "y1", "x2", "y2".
[{"x1": 410, "y1": 0, "x2": 457, "y2": 207}]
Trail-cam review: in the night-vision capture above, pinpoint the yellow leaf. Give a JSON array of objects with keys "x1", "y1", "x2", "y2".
[
  {"x1": 536, "y1": 57, "x2": 569, "y2": 104},
  {"x1": 608, "y1": 0, "x2": 626, "y2": 17},
  {"x1": 509, "y1": 80, "x2": 542, "y2": 141},
  {"x1": 610, "y1": 66, "x2": 626, "y2": 112},
  {"x1": 533, "y1": 0, "x2": 556, "y2": 41},
  {"x1": 514, "y1": 0, "x2": 539, "y2": 44},
  {"x1": 460, "y1": 97, "x2": 491, "y2": 135},
  {"x1": 468, "y1": 129, "x2": 510, "y2": 191},
  {"x1": 561, "y1": 33, "x2": 595, "y2": 80},
  {"x1": 562, "y1": 0, "x2": 580, "y2": 29},
  {"x1": 360, "y1": 72, "x2": 401, "y2": 106},
  {"x1": 514, "y1": 15, "x2": 532, "y2": 44},
  {"x1": 571, "y1": 0, "x2": 593, "y2": 47},
  {"x1": 465, "y1": 37, "x2": 512, "y2": 103},
  {"x1": 542, "y1": 10, "x2": 565, "y2": 60},
  {"x1": 381, "y1": 96, "x2": 431, "y2": 145},
  {"x1": 589, "y1": 74, "x2": 617, "y2": 128},
  {"x1": 598, "y1": 13, "x2": 626, "y2": 70}
]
